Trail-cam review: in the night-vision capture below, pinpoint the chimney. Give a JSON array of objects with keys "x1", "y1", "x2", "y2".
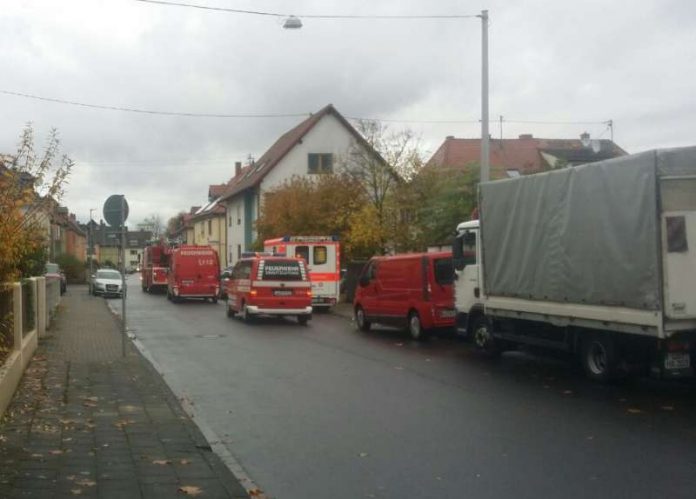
[
  {"x1": 446, "y1": 135, "x2": 455, "y2": 140},
  {"x1": 518, "y1": 134, "x2": 533, "y2": 140},
  {"x1": 235, "y1": 161, "x2": 242, "y2": 176}
]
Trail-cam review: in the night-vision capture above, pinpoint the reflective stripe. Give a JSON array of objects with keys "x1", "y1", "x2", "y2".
[
  {"x1": 310, "y1": 272, "x2": 340, "y2": 282},
  {"x1": 251, "y1": 281, "x2": 311, "y2": 288}
]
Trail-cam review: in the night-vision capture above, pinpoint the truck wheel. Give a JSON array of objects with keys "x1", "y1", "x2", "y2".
[
  {"x1": 226, "y1": 304, "x2": 235, "y2": 318},
  {"x1": 581, "y1": 334, "x2": 616, "y2": 382},
  {"x1": 298, "y1": 315, "x2": 309, "y2": 326},
  {"x1": 355, "y1": 306, "x2": 371, "y2": 332},
  {"x1": 472, "y1": 315, "x2": 500, "y2": 357},
  {"x1": 408, "y1": 311, "x2": 428, "y2": 341},
  {"x1": 212, "y1": 297, "x2": 218, "y2": 304}
]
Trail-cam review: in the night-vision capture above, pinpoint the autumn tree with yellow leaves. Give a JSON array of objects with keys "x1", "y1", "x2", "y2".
[{"x1": 0, "y1": 125, "x2": 73, "y2": 282}]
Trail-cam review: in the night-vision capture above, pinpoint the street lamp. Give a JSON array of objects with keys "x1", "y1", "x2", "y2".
[{"x1": 282, "y1": 9, "x2": 491, "y2": 183}]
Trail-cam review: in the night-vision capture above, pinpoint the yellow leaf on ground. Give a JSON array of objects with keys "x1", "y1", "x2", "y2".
[{"x1": 178, "y1": 485, "x2": 203, "y2": 496}]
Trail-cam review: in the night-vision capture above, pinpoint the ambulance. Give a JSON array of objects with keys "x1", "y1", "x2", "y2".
[{"x1": 264, "y1": 236, "x2": 340, "y2": 310}]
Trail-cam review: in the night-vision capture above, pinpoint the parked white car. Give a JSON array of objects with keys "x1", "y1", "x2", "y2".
[{"x1": 90, "y1": 269, "x2": 124, "y2": 297}]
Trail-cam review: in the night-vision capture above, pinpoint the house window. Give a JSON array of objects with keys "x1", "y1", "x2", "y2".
[
  {"x1": 308, "y1": 153, "x2": 333, "y2": 174},
  {"x1": 208, "y1": 220, "x2": 212, "y2": 235},
  {"x1": 237, "y1": 244, "x2": 242, "y2": 259},
  {"x1": 237, "y1": 205, "x2": 241, "y2": 225},
  {"x1": 228, "y1": 214, "x2": 232, "y2": 227}
]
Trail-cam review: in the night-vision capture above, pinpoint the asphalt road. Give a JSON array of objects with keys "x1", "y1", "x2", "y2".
[{"x1": 109, "y1": 275, "x2": 696, "y2": 499}]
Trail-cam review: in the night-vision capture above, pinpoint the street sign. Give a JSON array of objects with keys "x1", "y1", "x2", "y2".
[{"x1": 103, "y1": 195, "x2": 129, "y2": 227}]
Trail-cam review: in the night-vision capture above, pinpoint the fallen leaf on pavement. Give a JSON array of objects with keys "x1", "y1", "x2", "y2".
[
  {"x1": 359, "y1": 452, "x2": 368, "y2": 458},
  {"x1": 562, "y1": 390, "x2": 574, "y2": 395},
  {"x1": 70, "y1": 489, "x2": 82, "y2": 495},
  {"x1": 627, "y1": 408, "x2": 643, "y2": 414},
  {"x1": 178, "y1": 485, "x2": 203, "y2": 496},
  {"x1": 0, "y1": 435, "x2": 6, "y2": 442},
  {"x1": 179, "y1": 459, "x2": 191, "y2": 465},
  {"x1": 49, "y1": 449, "x2": 63, "y2": 455},
  {"x1": 75, "y1": 479, "x2": 96, "y2": 487},
  {"x1": 152, "y1": 459, "x2": 171, "y2": 466},
  {"x1": 661, "y1": 405, "x2": 674, "y2": 411},
  {"x1": 249, "y1": 488, "x2": 264, "y2": 497}
]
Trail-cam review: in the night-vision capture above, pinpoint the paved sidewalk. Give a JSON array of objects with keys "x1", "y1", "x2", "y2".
[{"x1": 0, "y1": 286, "x2": 249, "y2": 498}]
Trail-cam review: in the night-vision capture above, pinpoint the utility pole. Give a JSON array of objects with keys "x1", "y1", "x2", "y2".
[
  {"x1": 120, "y1": 196, "x2": 127, "y2": 358},
  {"x1": 480, "y1": 9, "x2": 490, "y2": 183},
  {"x1": 89, "y1": 208, "x2": 95, "y2": 294}
]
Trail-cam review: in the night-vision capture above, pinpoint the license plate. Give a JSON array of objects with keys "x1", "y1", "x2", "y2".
[
  {"x1": 665, "y1": 352, "x2": 690, "y2": 370},
  {"x1": 439, "y1": 309, "x2": 456, "y2": 318},
  {"x1": 273, "y1": 290, "x2": 293, "y2": 296}
]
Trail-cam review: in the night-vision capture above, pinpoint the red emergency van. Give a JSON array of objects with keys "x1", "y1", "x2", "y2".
[
  {"x1": 141, "y1": 242, "x2": 170, "y2": 293},
  {"x1": 166, "y1": 245, "x2": 220, "y2": 303},
  {"x1": 263, "y1": 236, "x2": 340, "y2": 310},
  {"x1": 225, "y1": 253, "x2": 313, "y2": 324},
  {"x1": 353, "y1": 252, "x2": 455, "y2": 340}
]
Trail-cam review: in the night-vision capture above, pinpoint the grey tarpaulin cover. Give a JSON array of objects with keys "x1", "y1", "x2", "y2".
[{"x1": 479, "y1": 146, "x2": 696, "y2": 311}]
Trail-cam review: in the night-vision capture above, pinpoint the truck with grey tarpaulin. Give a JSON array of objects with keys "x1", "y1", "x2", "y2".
[{"x1": 452, "y1": 146, "x2": 696, "y2": 381}]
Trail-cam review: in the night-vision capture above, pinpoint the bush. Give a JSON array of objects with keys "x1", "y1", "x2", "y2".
[{"x1": 56, "y1": 253, "x2": 85, "y2": 283}]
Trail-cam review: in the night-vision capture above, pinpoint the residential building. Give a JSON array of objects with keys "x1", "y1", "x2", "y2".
[
  {"x1": 427, "y1": 133, "x2": 627, "y2": 179},
  {"x1": 190, "y1": 185, "x2": 228, "y2": 268},
  {"x1": 218, "y1": 103, "x2": 379, "y2": 266},
  {"x1": 89, "y1": 221, "x2": 152, "y2": 270}
]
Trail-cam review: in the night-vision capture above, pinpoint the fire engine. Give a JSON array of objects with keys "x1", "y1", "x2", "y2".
[
  {"x1": 264, "y1": 236, "x2": 340, "y2": 310},
  {"x1": 141, "y1": 242, "x2": 170, "y2": 293}
]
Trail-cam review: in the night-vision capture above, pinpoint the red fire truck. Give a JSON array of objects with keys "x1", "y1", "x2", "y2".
[
  {"x1": 166, "y1": 245, "x2": 220, "y2": 303},
  {"x1": 264, "y1": 236, "x2": 340, "y2": 310},
  {"x1": 141, "y1": 242, "x2": 170, "y2": 293}
]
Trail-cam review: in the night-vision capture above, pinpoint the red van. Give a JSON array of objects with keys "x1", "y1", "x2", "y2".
[
  {"x1": 225, "y1": 254, "x2": 313, "y2": 324},
  {"x1": 166, "y1": 245, "x2": 220, "y2": 303},
  {"x1": 353, "y1": 252, "x2": 455, "y2": 340}
]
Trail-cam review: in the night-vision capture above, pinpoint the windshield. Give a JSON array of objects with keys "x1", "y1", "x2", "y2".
[{"x1": 97, "y1": 270, "x2": 121, "y2": 280}]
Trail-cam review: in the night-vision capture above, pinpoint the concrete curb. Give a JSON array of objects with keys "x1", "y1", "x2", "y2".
[{"x1": 106, "y1": 299, "x2": 267, "y2": 498}]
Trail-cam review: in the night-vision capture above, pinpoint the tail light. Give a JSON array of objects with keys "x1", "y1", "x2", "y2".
[
  {"x1": 306, "y1": 290, "x2": 312, "y2": 297},
  {"x1": 250, "y1": 290, "x2": 258, "y2": 297},
  {"x1": 666, "y1": 340, "x2": 690, "y2": 352}
]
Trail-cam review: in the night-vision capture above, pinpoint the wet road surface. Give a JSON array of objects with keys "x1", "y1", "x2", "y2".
[{"x1": 111, "y1": 275, "x2": 696, "y2": 499}]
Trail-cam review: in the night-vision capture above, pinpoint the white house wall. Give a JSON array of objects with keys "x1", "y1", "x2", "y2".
[
  {"x1": 260, "y1": 114, "x2": 355, "y2": 191},
  {"x1": 225, "y1": 196, "x2": 247, "y2": 266}
]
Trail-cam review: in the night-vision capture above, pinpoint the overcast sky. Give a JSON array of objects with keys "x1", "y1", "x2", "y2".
[{"x1": 1, "y1": 0, "x2": 694, "y2": 226}]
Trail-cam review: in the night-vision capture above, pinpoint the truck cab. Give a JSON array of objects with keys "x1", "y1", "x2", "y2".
[{"x1": 452, "y1": 220, "x2": 483, "y2": 336}]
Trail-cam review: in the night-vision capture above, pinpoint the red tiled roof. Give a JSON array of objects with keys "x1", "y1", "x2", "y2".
[
  {"x1": 209, "y1": 184, "x2": 227, "y2": 198},
  {"x1": 427, "y1": 136, "x2": 627, "y2": 179}
]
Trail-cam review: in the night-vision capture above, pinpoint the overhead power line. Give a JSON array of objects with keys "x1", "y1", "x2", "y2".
[
  {"x1": 135, "y1": 0, "x2": 478, "y2": 19},
  {"x1": 0, "y1": 89, "x2": 610, "y2": 126}
]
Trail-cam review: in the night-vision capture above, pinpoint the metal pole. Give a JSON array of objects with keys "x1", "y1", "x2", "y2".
[
  {"x1": 89, "y1": 208, "x2": 95, "y2": 294},
  {"x1": 480, "y1": 9, "x2": 490, "y2": 183},
  {"x1": 120, "y1": 195, "x2": 127, "y2": 357}
]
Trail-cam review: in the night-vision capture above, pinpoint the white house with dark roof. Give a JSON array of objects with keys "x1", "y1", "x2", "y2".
[{"x1": 218, "y1": 104, "x2": 378, "y2": 266}]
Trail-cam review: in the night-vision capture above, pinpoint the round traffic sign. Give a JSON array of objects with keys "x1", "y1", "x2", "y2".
[{"x1": 103, "y1": 195, "x2": 129, "y2": 227}]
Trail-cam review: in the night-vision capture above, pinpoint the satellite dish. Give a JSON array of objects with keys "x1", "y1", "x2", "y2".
[{"x1": 103, "y1": 195, "x2": 129, "y2": 227}]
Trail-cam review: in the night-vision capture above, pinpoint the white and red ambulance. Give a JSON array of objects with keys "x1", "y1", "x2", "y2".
[{"x1": 264, "y1": 236, "x2": 340, "y2": 310}]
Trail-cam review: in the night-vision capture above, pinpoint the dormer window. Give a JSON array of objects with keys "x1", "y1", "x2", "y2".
[{"x1": 308, "y1": 153, "x2": 333, "y2": 174}]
